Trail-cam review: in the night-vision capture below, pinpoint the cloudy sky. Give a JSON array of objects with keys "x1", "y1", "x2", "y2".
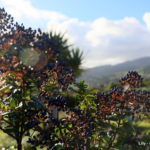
[{"x1": 1, "y1": 0, "x2": 150, "y2": 68}]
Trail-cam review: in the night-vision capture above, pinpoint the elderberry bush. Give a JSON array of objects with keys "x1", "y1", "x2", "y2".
[
  {"x1": 0, "y1": 8, "x2": 75, "y2": 150},
  {"x1": 0, "y1": 8, "x2": 150, "y2": 150},
  {"x1": 28, "y1": 72, "x2": 150, "y2": 150}
]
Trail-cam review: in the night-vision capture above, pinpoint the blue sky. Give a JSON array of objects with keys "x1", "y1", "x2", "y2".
[
  {"x1": 31, "y1": 0, "x2": 150, "y2": 22},
  {"x1": 1, "y1": 0, "x2": 150, "y2": 68}
]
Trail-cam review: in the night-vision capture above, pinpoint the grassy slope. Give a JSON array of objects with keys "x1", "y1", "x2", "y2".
[{"x1": 0, "y1": 131, "x2": 16, "y2": 148}]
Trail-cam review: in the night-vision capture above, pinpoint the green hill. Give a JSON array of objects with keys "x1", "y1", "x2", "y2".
[{"x1": 78, "y1": 57, "x2": 150, "y2": 87}]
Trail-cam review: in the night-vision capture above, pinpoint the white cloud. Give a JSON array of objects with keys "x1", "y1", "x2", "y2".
[
  {"x1": 1, "y1": 0, "x2": 150, "y2": 68},
  {"x1": 143, "y1": 12, "x2": 150, "y2": 30},
  {"x1": 0, "y1": 0, "x2": 67, "y2": 20},
  {"x1": 0, "y1": 0, "x2": 67, "y2": 28},
  {"x1": 46, "y1": 15, "x2": 150, "y2": 68}
]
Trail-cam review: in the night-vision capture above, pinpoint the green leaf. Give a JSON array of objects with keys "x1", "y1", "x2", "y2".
[
  {"x1": 80, "y1": 104, "x2": 86, "y2": 110},
  {"x1": 10, "y1": 99, "x2": 17, "y2": 108},
  {"x1": 25, "y1": 95, "x2": 31, "y2": 101}
]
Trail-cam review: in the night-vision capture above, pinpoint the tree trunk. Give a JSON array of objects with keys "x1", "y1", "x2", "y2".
[{"x1": 17, "y1": 138, "x2": 22, "y2": 150}]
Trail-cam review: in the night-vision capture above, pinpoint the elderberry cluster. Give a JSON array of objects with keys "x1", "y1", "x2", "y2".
[{"x1": 120, "y1": 71, "x2": 143, "y2": 88}]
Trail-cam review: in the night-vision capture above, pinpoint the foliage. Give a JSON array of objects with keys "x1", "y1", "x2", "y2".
[
  {"x1": 47, "y1": 32, "x2": 83, "y2": 76},
  {"x1": 27, "y1": 72, "x2": 150, "y2": 150},
  {"x1": 0, "y1": 8, "x2": 74, "y2": 150},
  {"x1": 0, "y1": 8, "x2": 150, "y2": 150}
]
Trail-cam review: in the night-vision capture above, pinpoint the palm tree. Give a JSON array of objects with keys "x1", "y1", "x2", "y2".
[
  {"x1": 48, "y1": 31, "x2": 83, "y2": 76},
  {"x1": 68, "y1": 48, "x2": 83, "y2": 76}
]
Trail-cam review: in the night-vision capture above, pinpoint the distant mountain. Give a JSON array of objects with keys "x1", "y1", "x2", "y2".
[{"x1": 78, "y1": 57, "x2": 150, "y2": 87}]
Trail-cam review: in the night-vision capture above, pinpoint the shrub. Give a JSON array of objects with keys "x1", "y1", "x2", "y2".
[{"x1": 0, "y1": 8, "x2": 150, "y2": 150}]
